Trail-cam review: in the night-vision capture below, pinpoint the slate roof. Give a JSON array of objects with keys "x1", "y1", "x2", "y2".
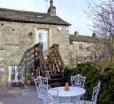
[
  {"x1": 69, "y1": 35, "x2": 110, "y2": 44},
  {"x1": 0, "y1": 8, "x2": 70, "y2": 26}
]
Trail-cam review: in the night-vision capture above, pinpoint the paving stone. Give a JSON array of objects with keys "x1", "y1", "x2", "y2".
[{"x1": 0, "y1": 86, "x2": 43, "y2": 104}]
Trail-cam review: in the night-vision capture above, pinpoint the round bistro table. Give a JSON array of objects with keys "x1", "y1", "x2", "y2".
[{"x1": 48, "y1": 86, "x2": 86, "y2": 104}]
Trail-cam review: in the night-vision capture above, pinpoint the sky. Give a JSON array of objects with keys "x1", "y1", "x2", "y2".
[{"x1": 0, "y1": 0, "x2": 96, "y2": 36}]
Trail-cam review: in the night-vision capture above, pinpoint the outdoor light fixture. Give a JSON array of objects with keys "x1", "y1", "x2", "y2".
[{"x1": 57, "y1": 26, "x2": 61, "y2": 31}]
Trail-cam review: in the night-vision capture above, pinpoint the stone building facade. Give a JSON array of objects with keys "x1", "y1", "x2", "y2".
[
  {"x1": 0, "y1": 0, "x2": 109, "y2": 85},
  {"x1": 0, "y1": 0, "x2": 70, "y2": 85}
]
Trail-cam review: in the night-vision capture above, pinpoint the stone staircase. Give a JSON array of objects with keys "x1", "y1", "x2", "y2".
[
  {"x1": 17, "y1": 43, "x2": 64, "y2": 87},
  {"x1": 48, "y1": 73, "x2": 64, "y2": 87}
]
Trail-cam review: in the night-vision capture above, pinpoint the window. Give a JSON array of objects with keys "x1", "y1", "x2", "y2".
[
  {"x1": 37, "y1": 15, "x2": 45, "y2": 19},
  {"x1": 8, "y1": 66, "x2": 18, "y2": 83}
]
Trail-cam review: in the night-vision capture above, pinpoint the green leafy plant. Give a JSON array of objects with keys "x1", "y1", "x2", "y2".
[{"x1": 99, "y1": 65, "x2": 114, "y2": 104}]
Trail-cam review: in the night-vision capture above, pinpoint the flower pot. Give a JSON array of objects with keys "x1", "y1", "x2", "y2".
[{"x1": 64, "y1": 82, "x2": 69, "y2": 91}]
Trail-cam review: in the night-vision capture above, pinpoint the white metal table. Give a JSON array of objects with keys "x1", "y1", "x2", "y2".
[{"x1": 48, "y1": 86, "x2": 86, "y2": 104}]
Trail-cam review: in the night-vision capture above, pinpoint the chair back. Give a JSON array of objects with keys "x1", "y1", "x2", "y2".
[
  {"x1": 48, "y1": 89, "x2": 59, "y2": 104},
  {"x1": 91, "y1": 81, "x2": 101, "y2": 104},
  {"x1": 34, "y1": 76, "x2": 48, "y2": 104},
  {"x1": 71, "y1": 74, "x2": 86, "y2": 88}
]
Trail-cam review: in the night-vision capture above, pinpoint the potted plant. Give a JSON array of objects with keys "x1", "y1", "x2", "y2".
[{"x1": 26, "y1": 75, "x2": 32, "y2": 85}]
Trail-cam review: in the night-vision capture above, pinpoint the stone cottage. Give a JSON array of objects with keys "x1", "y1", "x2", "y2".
[
  {"x1": 0, "y1": 0, "x2": 71, "y2": 85},
  {"x1": 0, "y1": 0, "x2": 109, "y2": 86}
]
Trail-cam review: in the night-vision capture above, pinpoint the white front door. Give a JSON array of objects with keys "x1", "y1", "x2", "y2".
[{"x1": 36, "y1": 29, "x2": 48, "y2": 58}]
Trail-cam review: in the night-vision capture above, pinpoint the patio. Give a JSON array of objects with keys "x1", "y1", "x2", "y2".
[{"x1": 0, "y1": 86, "x2": 43, "y2": 104}]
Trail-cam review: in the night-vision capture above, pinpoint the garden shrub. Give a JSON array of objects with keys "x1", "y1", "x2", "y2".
[{"x1": 99, "y1": 65, "x2": 114, "y2": 104}]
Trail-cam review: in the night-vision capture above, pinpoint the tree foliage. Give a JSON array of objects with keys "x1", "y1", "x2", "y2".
[
  {"x1": 87, "y1": 0, "x2": 114, "y2": 38},
  {"x1": 87, "y1": 0, "x2": 114, "y2": 61}
]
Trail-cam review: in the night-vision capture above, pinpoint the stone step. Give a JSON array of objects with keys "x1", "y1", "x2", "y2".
[
  {"x1": 49, "y1": 82, "x2": 64, "y2": 88},
  {"x1": 50, "y1": 73, "x2": 63, "y2": 79},
  {"x1": 49, "y1": 78, "x2": 64, "y2": 83},
  {"x1": 48, "y1": 72, "x2": 64, "y2": 87}
]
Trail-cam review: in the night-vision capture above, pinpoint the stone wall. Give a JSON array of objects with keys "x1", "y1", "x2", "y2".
[
  {"x1": 68, "y1": 41, "x2": 106, "y2": 68},
  {"x1": 0, "y1": 21, "x2": 69, "y2": 85}
]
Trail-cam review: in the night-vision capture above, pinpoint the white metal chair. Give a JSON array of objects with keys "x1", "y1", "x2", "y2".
[
  {"x1": 71, "y1": 74, "x2": 86, "y2": 88},
  {"x1": 48, "y1": 89, "x2": 59, "y2": 104},
  {"x1": 78, "y1": 81, "x2": 101, "y2": 104},
  {"x1": 71, "y1": 74, "x2": 86, "y2": 101},
  {"x1": 34, "y1": 76, "x2": 48, "y2": 104}
]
